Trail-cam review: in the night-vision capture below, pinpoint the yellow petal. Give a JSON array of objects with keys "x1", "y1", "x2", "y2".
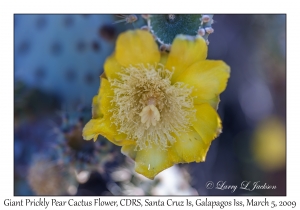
[
  {"x1": 159, "y1": 52, "x2": 169, "y2": 65},
  {"x1": 82, "y1": 118, "x2": 116, "y2": 142},
  {"x1": 170, "y1": 127, "x2": 211, "y2": 163},
  {"x1": 115, "y1": 30, "x2": 160, "y2": 67},
  {"x1": 85, "y1": 78, "x2": 115, "y2": 142},
  {"x1": 98, "y1": 77, "x2": 114, "y2": 116},
  {"x1": 104, "y1": 53, "x2": 123, "y2": 80},
  {"x1": 114, "y1": 133, "x2": 135, "y2": 146},
  {"x1": 91, "y1": 77, "x2": 113, "y2": 118},
  {"x1": 92, "y1": 95, "x2": 103, "y2": 119},
  {"x1": 192, "y1": 104, "x2": 222, "y2": 144},
  {"x1": 82, "y1": 118, "x2": 133, "y2": 146},
  {"x1": 195, "y1": 95, "x2": 220, "y2": 110},
  {"x1": 84, "y1": 77, "x2": 135, "y2": 146},
  {"x1": 175, "y1": 60, "x2": 230, "y2": 104},
  {"x1": 121, "y1": 144, "x2": 137, "y2": 160},
  {"x1": 135, "y1": 145, "x2": 174, "y2": 180},
  {"x1": 165, "y1": 35, "x2": 207, "y2": 82}
]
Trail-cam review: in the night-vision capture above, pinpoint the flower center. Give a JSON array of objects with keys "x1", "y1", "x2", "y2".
[{"x1": 110, "y1": 64, "x2": 195, "y2": 150}]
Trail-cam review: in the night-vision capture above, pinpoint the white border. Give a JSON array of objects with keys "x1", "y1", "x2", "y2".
[{"x1": 1, "y1": 0, "x2": 299, "y2": 209}]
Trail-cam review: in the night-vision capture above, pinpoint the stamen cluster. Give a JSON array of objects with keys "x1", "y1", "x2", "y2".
[{"x1": 110, "y1": 64, "x2": 195, "y2": 150}]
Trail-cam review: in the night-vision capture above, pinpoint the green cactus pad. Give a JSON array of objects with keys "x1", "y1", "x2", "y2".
[
  {"x1": 148, "y1": 15, "x2": 202, "y2": 45},
  {"x1": 148, "y1": 14, "x2": 214, "y2": 47}
]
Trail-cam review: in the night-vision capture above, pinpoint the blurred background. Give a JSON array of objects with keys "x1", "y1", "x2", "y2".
[{"x1": 14, "y1": 14, "x2": 286, "y2": 196}]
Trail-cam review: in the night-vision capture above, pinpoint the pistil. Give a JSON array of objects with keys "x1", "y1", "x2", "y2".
[{"x1": 139, "y1": 104, "x2": 160, "y2": 129}]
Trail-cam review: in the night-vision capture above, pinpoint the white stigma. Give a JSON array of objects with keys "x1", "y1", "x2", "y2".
[{"x1": 139, "y1": 104, "x2": 161, "y2": 129}]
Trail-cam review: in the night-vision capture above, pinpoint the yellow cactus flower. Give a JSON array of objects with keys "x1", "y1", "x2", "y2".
[
  {"x1": 252, "y1": 117, "x2": 286, "y2": 172},
  {"x1": 83, "y1": 30, "x2": 230, "y2": 179}
]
